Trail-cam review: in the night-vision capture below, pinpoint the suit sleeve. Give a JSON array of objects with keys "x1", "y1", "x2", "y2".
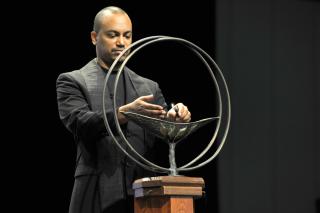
[{"x1": 56, "y1": 73, "x2": 117, "y2": 144}]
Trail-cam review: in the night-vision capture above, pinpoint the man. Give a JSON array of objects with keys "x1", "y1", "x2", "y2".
[{"x1": 56, "y1": 6, "x2": 191, "y2": 213}]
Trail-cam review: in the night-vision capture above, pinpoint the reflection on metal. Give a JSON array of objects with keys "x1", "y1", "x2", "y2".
[{"x1": 102, "y1": 36, "x2": 231, "y2": 176}]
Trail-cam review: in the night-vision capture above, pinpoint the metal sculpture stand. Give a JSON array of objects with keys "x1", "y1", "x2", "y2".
[{"x1": 121, "y1": 112, "x2": 212, "y2": 212}]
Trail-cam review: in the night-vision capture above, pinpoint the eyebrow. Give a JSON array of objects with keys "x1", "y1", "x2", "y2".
[{"x1": 105, "y1": 30, "x2": 132, "y2": 34}]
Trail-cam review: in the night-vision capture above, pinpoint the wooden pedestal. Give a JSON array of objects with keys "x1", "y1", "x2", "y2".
[{"x1": 133, "y1": 176, "x2": 205, "y2": 213}]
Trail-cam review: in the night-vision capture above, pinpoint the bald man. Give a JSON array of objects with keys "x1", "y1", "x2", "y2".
[{"x1": 57, "y1": 6, "x2": 191, "y2": 213}]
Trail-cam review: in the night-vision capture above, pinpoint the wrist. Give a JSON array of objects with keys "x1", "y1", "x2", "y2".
[{"x1": 117, "y1": 106, "x2": 128, "y2": 124}]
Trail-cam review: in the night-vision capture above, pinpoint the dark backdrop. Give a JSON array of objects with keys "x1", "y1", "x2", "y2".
[
  {"x1": 6, "y1": 1, "x2": 218, "y2": 212},
  {"x1": 216, "y1": 0, "x2": 320, "y2": 213}
]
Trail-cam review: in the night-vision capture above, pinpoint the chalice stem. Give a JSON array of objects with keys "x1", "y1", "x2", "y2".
[{"x1": 168, "y1": 143, "x2": 177, "y2": 176}]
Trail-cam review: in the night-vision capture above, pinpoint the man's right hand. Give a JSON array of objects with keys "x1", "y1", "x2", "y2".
[{"x1": 117, "y1": 94, "x2": 166, "y2": 124}]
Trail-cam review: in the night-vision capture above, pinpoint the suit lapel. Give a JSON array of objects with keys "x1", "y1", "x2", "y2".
[
  {"x1": 80, "y1": 60, "x2": 153, "y2": 112},
  {"x1": 80, "y1": 59, "x2": 112, "y2": 112},
  {"x1": 124, "y1": 67, "x2": 153, "y2": 104}
]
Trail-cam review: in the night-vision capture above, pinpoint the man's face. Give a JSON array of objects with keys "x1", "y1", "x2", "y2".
[{"x1": 93, "y1": 13, "x2": 132, "y2": 69}]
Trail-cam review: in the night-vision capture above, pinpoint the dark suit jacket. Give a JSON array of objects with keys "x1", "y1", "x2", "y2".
[{"x1": 56, "y1": 59, "x2": 167, "y2": 212}]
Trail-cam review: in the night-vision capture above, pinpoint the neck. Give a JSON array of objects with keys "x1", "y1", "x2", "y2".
[
  {"x1": 96, "y1": 58, "x2": 109, "y2": 70},
  {"x1": 96, "y1": 58, "x2": 121, "y2": 72}
]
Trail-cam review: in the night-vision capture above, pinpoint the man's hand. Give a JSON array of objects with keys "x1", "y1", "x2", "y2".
[
  {"x1": 167, "y1": 103, "x2": 191, "y2": 123},
  {"x1": 117, "y1": 94, "x2": 166, "y2": 124}
]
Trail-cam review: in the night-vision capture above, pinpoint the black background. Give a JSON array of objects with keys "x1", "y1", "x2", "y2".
[{"x1": 6, "y1": 1, "x2": 219, "y2": 212}]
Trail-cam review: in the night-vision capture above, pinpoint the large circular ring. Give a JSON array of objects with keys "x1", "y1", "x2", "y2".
[{"x1": 102, "y1": 36, "x2": 231, "y2": 175}]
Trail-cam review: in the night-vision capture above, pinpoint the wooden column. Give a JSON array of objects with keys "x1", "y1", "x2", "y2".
[{"x1": 133, "y1": 176, "x2": 205, "y2": 213}]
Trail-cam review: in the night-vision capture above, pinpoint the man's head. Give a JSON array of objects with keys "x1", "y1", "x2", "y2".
[{"x1": 91, "y1": 6, "x2": 132, "y2": 69}]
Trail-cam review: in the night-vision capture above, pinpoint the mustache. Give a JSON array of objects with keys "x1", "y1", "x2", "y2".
[
  {"x1": 112, "y1": 48, "x2": 125, "y2": 52},
  {"x1": 112, "y1": 49, "x2": 131, "y2": 56}
]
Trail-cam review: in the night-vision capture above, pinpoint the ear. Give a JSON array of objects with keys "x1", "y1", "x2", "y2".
[{"x1": 91, "y1": 31, "x2": 97, "y2": 45}]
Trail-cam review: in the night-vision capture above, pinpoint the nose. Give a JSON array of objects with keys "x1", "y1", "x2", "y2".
[{"x1": 116, "y1": 36, "x2": 125, "y2": 47}]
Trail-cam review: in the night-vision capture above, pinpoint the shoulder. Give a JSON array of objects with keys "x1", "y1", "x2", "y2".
[
  {"x1": 56, "y1": 70, "x2": 83, "y2": 86},
  {"x1": 57, "y1": 59, "x2": 96, "y2": 85},
  {"x1": 56, "y1": 70, "x2": 85, "y2": 96}
]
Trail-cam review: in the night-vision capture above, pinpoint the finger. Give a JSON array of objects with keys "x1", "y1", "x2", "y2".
[
  {"x1": 178, "y1": 111, "x2": 191, "y2": 123},
  {"x1": 179, "y1": 107, "x2": 187, "y2": 118},
  {"x1": 159, "y1": 114, "x2": 166, "y2": 119},
  {"x1": 138, "y1": 94, "x2": 155, "y2": 102},
  {"x1": 141, "y1": 101, "x2": 164, "y2": 110},
  {"x1": 166, "y1": 109, "x2": 177, "y2": 121},
  {"x1": 167, "y1": 108, "x2": 177, "y2": 117},
  {"x1": 183, "y1": 112, "x2": 191, "y2": 122},
  {"x1": 144, "y1": 109, "x2": 167, "y2": 117},
  {"x1": 177, "y1": 103, "x2": 188, "y2": 118}
]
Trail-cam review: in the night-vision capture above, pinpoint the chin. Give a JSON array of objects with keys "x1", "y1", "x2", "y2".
[{"x1": 117, "y1": 55, "x2": 127, "y2": 62}]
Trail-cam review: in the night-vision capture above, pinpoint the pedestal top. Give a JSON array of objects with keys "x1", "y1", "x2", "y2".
[
  {"x1": 133, "y1": 176, "x2": 205, "y2": 189},
  {"x1": 133, "y1": 176, "x2": 205, "y2": 197}
]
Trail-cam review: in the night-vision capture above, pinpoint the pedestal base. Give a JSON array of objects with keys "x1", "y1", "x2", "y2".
[{"x1": 133, "y1": 176, "x2": 205, "y2": 213}]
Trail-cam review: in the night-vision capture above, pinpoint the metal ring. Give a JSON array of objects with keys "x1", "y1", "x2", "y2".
[{"x1": 102, "y1": 35, "x2": 231, "y2": 174}]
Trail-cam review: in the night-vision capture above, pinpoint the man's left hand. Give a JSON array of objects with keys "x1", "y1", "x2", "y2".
[{"x1": 166, "y1": 103, "x2": 191, "y2": 122}]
